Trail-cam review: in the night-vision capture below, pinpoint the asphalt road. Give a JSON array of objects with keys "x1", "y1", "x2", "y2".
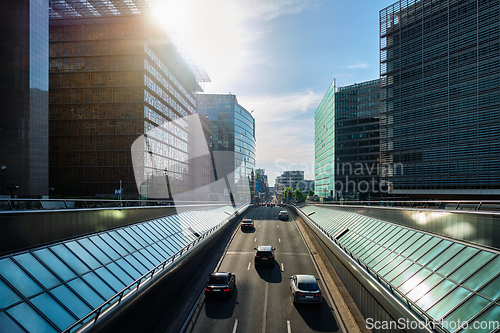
[{"x1": 183, "y1": 206, "x2": 340, "y2": 333}]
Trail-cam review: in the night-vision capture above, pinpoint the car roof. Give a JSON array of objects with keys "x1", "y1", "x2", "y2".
[
  {"x1": 257, "y1": 245, "x2": 273, "y2": 251},
  {"x1": 242, "y1": 218, "x2": 252, "y2": 222},
  {"x1": 295, "y1": 274, "x2": 317, "y2": 283},
  {"x1": 280, "y1": 211, "x2": 288, "y2": 213},
  {"x1": 210, "y1": 272, "x2": 230, "y2": 277}
]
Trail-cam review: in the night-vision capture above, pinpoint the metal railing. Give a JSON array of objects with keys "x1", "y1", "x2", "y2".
[
  {"x1": 0, "y1": 198, "x2": 223, "y2": 212},
  {"x1": 63, "y1": 207, "x2": 242, "y2": 333},
  {"x1": 306, "y1": 200, "x2": 500, "y2": 212}
]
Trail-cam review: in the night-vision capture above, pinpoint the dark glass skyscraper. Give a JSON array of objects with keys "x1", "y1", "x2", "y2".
[
  {"x1": 335, "y1": 80, "x2": 381, "y2": 200},
  {"x1": 0, "y1": 0, "x2": 49, "y2": 198},
  {"x1": 380, "y1": 0, "x2": 500, "y2": 198}
]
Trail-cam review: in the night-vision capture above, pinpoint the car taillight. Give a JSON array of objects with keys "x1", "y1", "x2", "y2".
[
  {"x1": 315, "y1": 293, "x2": 321, "y2": 297},
  {"x1": 296, "y1": 292, "x2": 303, "y2": 296},
  {"x1": 223, "y1": 288, "x2": 229, "y2": 292},
  {"x1": 205, "y1": 287, "x2": 210, "y2": 292},
  {"x1": 269, "y1": 255, "x2": 274, "y2": 258},
  {"x1": 255, "y1": 255, "x2": 260, "y2": 258}
]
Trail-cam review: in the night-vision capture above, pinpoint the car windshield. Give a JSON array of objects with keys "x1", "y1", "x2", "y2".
[
  {"x1": 208, "y1": 275, "x2": 228, "y2": 284},
  {"x1": 297, "y1": 282, "x2": 319, "y2": 291}
]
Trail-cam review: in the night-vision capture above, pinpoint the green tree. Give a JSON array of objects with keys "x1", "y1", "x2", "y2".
[
  {"x1": 284, "y1": 187, "x2": 292, "y2": 201},
  {"x1": 294, "y1": 188, "x2": 306, "y2": 203},
  {"x1": 308, "y1": 189, "x2": 314, "y2": 197}
]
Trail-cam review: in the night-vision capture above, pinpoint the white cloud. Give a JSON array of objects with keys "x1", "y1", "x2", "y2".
[
  {"x1": 241, "y1": 0, "x2": 320, "y2": 21},
  {"x1": 346, "y1": 62, "x2": 369, "y2": 69}
]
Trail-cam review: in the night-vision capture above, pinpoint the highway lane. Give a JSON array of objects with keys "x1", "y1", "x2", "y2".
[{"x1": 183, "y1": 206, "x2": 340, "y2": 333}]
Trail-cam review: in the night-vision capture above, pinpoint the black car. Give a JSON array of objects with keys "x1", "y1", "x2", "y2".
[
  {"x1": 240, "y1": 218, "x2": 254, "y2": 230},
  {"x1": 205, "y1": 272, "x2": 236, "y2": 298},
  {"x1": 254, "y1": 245, "x2": 276, "y2": 266}
]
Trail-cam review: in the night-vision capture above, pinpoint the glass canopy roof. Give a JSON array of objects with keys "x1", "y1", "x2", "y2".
[
  {"x1": 0, "y1": 206, "x2": 235, "y2": 332},
  {"x1": 301, "y1": 206, "x2": 500, "y2": 333}
]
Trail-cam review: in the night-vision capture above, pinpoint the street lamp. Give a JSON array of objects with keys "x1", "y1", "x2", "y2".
[{"x1": 7, "y1": 184, "x2": 19, "y2": 199}]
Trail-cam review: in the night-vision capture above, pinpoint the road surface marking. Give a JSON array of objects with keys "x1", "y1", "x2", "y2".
[
  {"x1": 287, "y1": 320, "x2": 291, "y2": 333},
  {"x1": 255, "y1": 238, "x2": 257, "y2": 242},
  {"x1": 279, "y1": 238, "x2": 281, "y2": 242},
  {"x1": 262, "y1": 283, "x2": 269, "y2": 333},
  {"x1": 277, "y1": 225, "x2": 279, "y2": 228},
  {"x1": 247, "y1": 262, "x2": 251, "y2": 270},
  {"x1": 233, "y1": 319, "x2": 238, "y2": 333},
  {"x1": 281, "y1": 263, "x2": 284, "y2": 272}
]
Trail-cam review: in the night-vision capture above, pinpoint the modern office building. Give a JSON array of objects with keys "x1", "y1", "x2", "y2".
[
  {"x1": 255, "y1": 168, "x2": 269, "y2": 202},
  {"x1": 0, "y1": 1, "x2": 49, "y2": 198},
  {"x1": 380, "y1": 0, "x2": 500, "y2": 198},
  {"x1": 197, "y1": 94, "x2": 256, "y2": 204},
  {"x1": 48, "y1": 7, "x2": 209, "y2": 198},
  {"x1": 278, "y1": 170, "x2": 305, "y2": 190},
  {"x1": 314, "y1": 81, "x2": 336, "y2": 199},
  {"x1": 335, "y1": 80, "x2": 381, "y2": 200}
]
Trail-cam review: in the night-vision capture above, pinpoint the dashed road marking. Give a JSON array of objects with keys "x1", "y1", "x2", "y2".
[
  {"x1": 233, "y1": 319, "x2": 238, "y2": 333},
  {"x1": 247, "y1": 262, "x2": 251, "y2": 270},
  {"x1": 281, "y1": 263, "x2": 284, "y2": 272},
  {"x1": 287, "y1": 320, "x2": 291, "y2": 333}
]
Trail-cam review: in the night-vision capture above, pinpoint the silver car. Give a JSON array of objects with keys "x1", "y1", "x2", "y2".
[{"x1": 290, "y1": 274, "x2": 322, "y2": 304}]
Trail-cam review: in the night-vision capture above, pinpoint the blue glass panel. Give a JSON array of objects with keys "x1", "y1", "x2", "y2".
[
  {"x1": 82, "y1": 272, "x2": 115, "y2": 299},
  {"x1": 463, "y1": 256, "x2": 500, "y2": 291},
  {"x1": 401, "y1": 234, "x2": 432, "y2": 258},
  {"x1": 444, "y1": 295, "x2": 490, "y2": 332},
  {"x1": 89, "y1": 235, "x2": 121, "y2": 260},
  {"x1": 0, "y1": 258, "x2": 42, "y2": 298},
  {"x1": 391, "y1": 263, "x2": 422, "y2": 287},
  {"x1": 50, "y1": 245, "x2": 89, "y2": 275},
  {"x1": 172, "y1": 233, "x2": 189, "y2": 246},
  {"x1": 408, "y1": 237, "x2": 441, "y2": 261},
  {"x1": 436, "y1": 247, "x2": 479, "y2": 277},
  {"x1": 151, "y1": 243, "x2": 169, "y2": 259},
  {"x1": 427, "y1": 287, "x2": 471, "y2": 319},
  {"x1": 416, "y1": 279, "x2": 456, "y2": 310},
  {"x1": 160, "y1": 240, "x2": 176, "y2": 255},
  {"x1": 164, "y1": 238, "x2": 182, "y2": 252},
  {"x1": 129, "y1": 227, "x2": 152, "y2": 245},
  {"x1": 399, "y1": 268, "x2": 433, "y2": 295},
  {"x1": 95, "y1": 267, "x2": 125, "y2": 292},
  {"x1": 384, "y1": 259, "x2": 413, "y2": 282},
  {"x1": 105, "y1": 263, "x2": 134, "y2": 286},
  {"x1": 51, "y1": 284, "x2": 92, "y2": 318},
  {"x1": 0, "y1": 311, "x2": 25, "y2": 333},
  {"x1": 388, "y1": 230, "x2": 415, "y2": 250},
  {"x1": 13, "y1": 253, "x2": 60, "y2": 290},
  {"x1": 110, "y1": 231, "x2": 139, "y2": 252},
  {"x1": 132, "y1": 252, "x2": 154, "y2": 270},
  {"x1": 142, "y1": 224, "x2": 163, "y2": 240},
  {"x1": 65, "y1": 241, "x2": 101, "y2": 269},
  {"x1": 123, "y1": 255, "x2": 149, "y2": 275},
  {"x1": 407, "y1": 274, "x2": 444, "y2": 302},
  {"x1": 137, "y1": 225, "x2": 158, "y2": 241},
  {"x1": 7, "y1": 302, "x2": 58, "y2": 333},
  {"x1": 479, "y1": 274, "x2": 500, "y2": 301},
  {"x1": 373, "y1": 253, "x2": 398, "y2": 271},
  {"x1": 100, "y1": 234, "x2": 129, "y2": 256},
  {"x1": 139, "y1": 248, "x2": 160, "y2": 265},
  {"x1": 31, "y1": 293, "x2": 76, "y2": 331},
  {"x1": 78, "y1": 238, "x2": 111, "y2": 264},
  {"x1": 121, "y1": 229, "x2": 146, "y2": 247},
  {"x1": 459, "y1": 305, "x2": 500, "y2": 333},
  {"x1": 33, "y1": 249, "x2": 76, "y2": 281},
  {"x1": 379, "y1": 256, "x2": 405, "y2": 277},
  {"x1": 67, "y1": 278, "x2": 105, "y2": 308},
  {"x1": 417, "y1": 239, "x2": 453, "y2": 266},
  {"x1": 449, "y1": 251, "x2": 495, "y2": 284},
  {"x1": 115, "y1": 258, "x2": 142, "y2": 280},
  {"x1": 427, "y1": 244, "x2": 466, "y2": 271},
  {"x1": 0, "y1": 279, "x2": 22, "y2": 309}
]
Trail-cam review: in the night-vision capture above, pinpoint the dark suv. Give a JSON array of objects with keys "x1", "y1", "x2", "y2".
[{"x1": 254, "y1": 245, "x2": 276, "y2": 266}]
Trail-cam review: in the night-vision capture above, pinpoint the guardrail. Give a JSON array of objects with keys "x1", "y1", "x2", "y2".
[
  {"x1": 307, "y1": 200, "x2": 500, "y2": 212},
  {"x1": 63, "y1": 207, "x2": 245, "y2": 333},
  {"x1": 0, "y1": 199, "x2": 221, "y2": 211}
]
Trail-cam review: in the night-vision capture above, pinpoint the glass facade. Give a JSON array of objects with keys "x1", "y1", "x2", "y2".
[
  {"x1": 301, "y1": 205, "x2": 500, "y2": 333},
  {"x1": 380, "y1": 0, "x2": 500, "y2": 198},
  {"x1": 0, "y1": 206, "x2": 236, "y2": 332},
  {"x1": 315, "y1": 81, "x2": 336, "y2": 199},
  {"x1": 49, "y1": 17, "x2": 204, "y2": 198},
  {"x1": 0, "y1": 0, "x2": 49, "y2": 198},
  {"x1": 335, "y1": 80, "x2": 381, "y2": 200},
  {"x1": 197, "y1": 94, "x2": 256, "y2": 204}
]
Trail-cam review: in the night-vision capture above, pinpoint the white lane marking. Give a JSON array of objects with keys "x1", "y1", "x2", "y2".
[
  {"x1": 279, "y1": 238, "x2": 281, "y2": 243},
  {"x1": 262, "y1": 283, "x2": 269, "y2": 333},
  {"x1": 233, "y1": 319, "x2": 238, "y2": 333},
  {"x1": 247, "y1": 262, "x2": 251, "y2": 270},
  {"x1": 258, "y1": 225, "x2": 260, "y2": 228},
  {"x1": 254, "y1": 238, "x2": 257, "y2": 242},
  {"x1": 277, "y1": 225, "x2": 279, "y2": 228},
  {"x1": 287, "y1": 320, "x2": 291, "y2": 333},
  {"x1": 281, "y1": 263, "x2": 284, "y2": 272}
]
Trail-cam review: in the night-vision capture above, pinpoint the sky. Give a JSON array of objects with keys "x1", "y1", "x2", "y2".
[{"x1": 157, "y1": 0, "x2": 398, "y2": 186}]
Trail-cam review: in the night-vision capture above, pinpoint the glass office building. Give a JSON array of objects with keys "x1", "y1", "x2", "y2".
[
  {"x1": 380, "y1": 0, "x2": 500, "y2": 198},
  {"x1": 315, "y1": 81, "x2": 336, "y2": 200},
  {"x1": 197, "y1": 94, "x2": 256, "y2": 204},
  {"x1": 0, "y1": 0, "x2": 49, "y2": 198},
  {"x1": 48, "y1": 14, "x2": 208, "y2": 198},
  {"x1": 335, "y1": 80, "x2": 381, "y2": 200}
]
